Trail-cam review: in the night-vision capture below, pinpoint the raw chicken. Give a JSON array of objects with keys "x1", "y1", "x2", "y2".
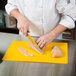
[
  {"x1": 51, "y1": 45, "x2": 63, "y2": 58},
  {"x1": 18, "y1": 47, "x2": 33, "y2": 57},
  {"x1": 28, "y1": 43, "x2": 43, "y2": 54}
]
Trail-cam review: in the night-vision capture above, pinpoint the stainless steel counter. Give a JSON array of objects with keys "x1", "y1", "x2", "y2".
[{"x1": 0, "y1": 33, "x2": 76, "y2": 76}]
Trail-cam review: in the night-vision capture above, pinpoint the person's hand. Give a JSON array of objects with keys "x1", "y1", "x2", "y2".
[
  {"x1": 36, "y1": 32, "x2": 56, "y2": 50},
  {"x1": 17, "y1": 16, "x2": 29, "y2": 36}
]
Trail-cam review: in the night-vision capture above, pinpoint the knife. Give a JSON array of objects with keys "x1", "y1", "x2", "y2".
[{"x1": 27, "y1": 34, "x2": 40, "y2": 49}]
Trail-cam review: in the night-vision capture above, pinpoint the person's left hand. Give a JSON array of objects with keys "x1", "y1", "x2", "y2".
[{"x1": 36, "y1": 33, "x2": 56, "y2": 50}]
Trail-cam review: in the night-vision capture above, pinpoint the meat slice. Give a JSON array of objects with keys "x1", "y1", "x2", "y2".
[
  {"x1": 51, "y1": 45, "x2": 63, "y2": 58},
  {"x1": 18, "y1": 47, "x2": 33, "y2": 57},
  {"x1": 28, "y1": 43, "x2": 43, "y2": 54}
]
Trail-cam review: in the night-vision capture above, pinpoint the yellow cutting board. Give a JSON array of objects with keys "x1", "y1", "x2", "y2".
[{"x1": 2, "y1": 41, "x2": 68, "y2": 64}]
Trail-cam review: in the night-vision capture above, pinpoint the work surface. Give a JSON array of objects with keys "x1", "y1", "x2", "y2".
[
  {"x1": 0, "y1": 34, "x2": 76, "y2": 76},
  {"x1": 3, "y1": 41, "x2": 68, "y2": 64}
]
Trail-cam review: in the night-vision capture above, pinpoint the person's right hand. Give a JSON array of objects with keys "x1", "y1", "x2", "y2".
[{"x1": 17, "y1": 16, "x2": 30, "y2": 36}]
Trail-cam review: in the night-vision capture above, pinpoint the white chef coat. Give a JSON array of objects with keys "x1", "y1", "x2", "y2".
[{"x1": 5, "y1": 0, "x2": 76, "y2": 39}]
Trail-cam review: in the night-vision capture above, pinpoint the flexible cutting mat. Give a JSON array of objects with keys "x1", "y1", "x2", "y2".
[{"x1": 2, "y1": 41, "x2": 68, "y2": 64}]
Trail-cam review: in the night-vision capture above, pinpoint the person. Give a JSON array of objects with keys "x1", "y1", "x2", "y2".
[{"x1": 5, "y1": 0, "x2": 76, "y2": 49}]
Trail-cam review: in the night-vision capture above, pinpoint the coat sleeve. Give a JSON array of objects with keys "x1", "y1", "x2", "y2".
[
  {"x1": 56, "y1": 0, "x2": 76, "y2": 29},
  {"x1": 5, "y1": 0, "x2": 17, "y2": 15}
]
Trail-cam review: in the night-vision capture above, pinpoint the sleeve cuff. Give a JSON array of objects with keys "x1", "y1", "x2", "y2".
[
  {"x1": 5, "y1": 4, "x2": 17, "y2": 15},
  {"x1": 59, "y1": 15, "x2": 75, "y2": 29}
]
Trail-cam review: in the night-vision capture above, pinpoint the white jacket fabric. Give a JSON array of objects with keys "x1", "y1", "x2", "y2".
[{"x1": 5, "y1": 0, "x2": 76, "y2": 39}]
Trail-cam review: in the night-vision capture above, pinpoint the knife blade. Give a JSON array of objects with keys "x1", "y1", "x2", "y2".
[{"x1": 27, "y1": 34, "x2": 40, "y2": 49}]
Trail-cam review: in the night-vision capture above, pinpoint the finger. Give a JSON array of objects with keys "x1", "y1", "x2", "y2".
[
  {"x1": 18, "y1": 27, "x2": 24, "y2": 34},
  {"x1": 40, "y1": 40, "x2": 46, "y2": 49},
  {"x1": 22, "y1": 28, "x2": 25, "y2": 35},
  {"x1": 23, "y1": 27, "x2": 28, "y2": 36},
  {"x1": 41, "y1": 43, "x2": 48, "y2": 50},
  {"x1": 36, "y1": 38, "x2": 41, "y2": 44},
  {"x1": 38, "y1": 39, "x2": 44, "y2": 47}
]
